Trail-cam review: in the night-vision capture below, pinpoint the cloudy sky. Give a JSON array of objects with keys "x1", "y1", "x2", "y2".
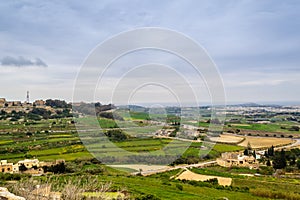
[{"x1": 0, "y1": 0, "x2": 299, "y2": 105}]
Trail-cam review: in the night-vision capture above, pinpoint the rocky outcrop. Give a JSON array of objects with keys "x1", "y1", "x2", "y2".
[{"x1": 0, "y1": 187, "x2": 25, "y2": 200}]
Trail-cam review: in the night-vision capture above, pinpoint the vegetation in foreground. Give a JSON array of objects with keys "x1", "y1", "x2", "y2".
[{"x1": 2, "y1": 159, "x2": 300, "y2": 200}]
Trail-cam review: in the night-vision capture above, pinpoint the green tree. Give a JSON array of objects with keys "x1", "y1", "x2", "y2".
[
  {"x1": 243, "y1": 149, "x2": 249, "y2": 156},
  {"x1": 105, "y1": 129, "x2": 129, "y2": 141},
  {"x1": 19, "y1": 164, "x2": 27, "y2": 172},
  {"x1": 252, "y1": 150, "x2": 256, "y2": 159},
  {"x1": 273, "y1": 149, "x2": 287, "y2": 169},
  {"x1": 289, "y1": 155, "x2": 296, "y2": 166},
  {"x1": 268, "y1": 145, "x2": 274, "y2": 157},
  {"x1": 297, "y1": 160, "x2": 300, "y2": 169}
]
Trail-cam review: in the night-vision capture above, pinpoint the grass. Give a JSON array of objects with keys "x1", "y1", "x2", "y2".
[
  {"x1": 189, "y1": 166, "x2": 300, "y2": 200},
  {"x1": 233, "y1": 177, "x2": 300, "y2": 199},
  {"x1": 87, "y1": 174, "x2": 266, "y2": 200},
  {"x1": 192, "y1": 166, "x2": 257, "y2": 177},
  {"x1": 228, "y1": 122, "x2": 300, "y2": 134},
  {"x1": 83, "y1": 192, "x2": 124, "y2": 199},
  {"x1": 5, "y1": 172, "x2": 267, "y2": 200},
  {"x1": 128, "y1": 111, "x2": 150, "y2": 120},
  {"x1": 198, "y1": 122, "x2": 210, "y2": 127},
  {"x1": 0, "y1": 140, "x2": 14, "y2": 145}
]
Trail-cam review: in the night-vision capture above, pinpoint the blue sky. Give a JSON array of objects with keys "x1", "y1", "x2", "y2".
[{"x1": 0, "y1": 0, "x2": 300, "y2": 104}]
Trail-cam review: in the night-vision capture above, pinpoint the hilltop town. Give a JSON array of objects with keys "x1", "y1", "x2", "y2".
[{"x1": 0, "y1": 97, "x2": 51, "y2": 113}]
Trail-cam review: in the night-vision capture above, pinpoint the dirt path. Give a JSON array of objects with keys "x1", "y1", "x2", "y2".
[{"x1": 111, "y1": 160, "x2": 217, "y2": 176}]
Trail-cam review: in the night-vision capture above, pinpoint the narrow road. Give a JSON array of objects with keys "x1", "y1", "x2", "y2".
[
  {"x1": 275, "y1": 139, "x2": 300, "y2": 150},
  {"x1": 130, "y1": 160, "x2": 217, "y2": 176}
]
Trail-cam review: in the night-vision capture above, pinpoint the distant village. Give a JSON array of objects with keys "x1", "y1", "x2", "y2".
[{"x1": 0, "y1": 97, "x2": 52, "y2": 113}]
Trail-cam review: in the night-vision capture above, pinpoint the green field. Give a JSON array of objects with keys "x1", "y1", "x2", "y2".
[{"x1": 226, "y1": 119, "x2": 300, "y2": 134}]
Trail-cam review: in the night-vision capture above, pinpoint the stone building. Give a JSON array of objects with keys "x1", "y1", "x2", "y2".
[
  {"x1": 6, "y1": 101, "x2": 22, "y2": 107},
  {"x1": 33, "y1": 100, "x2": 45, "y2": 106},
  {"x1": 17, "y1": 159, "x2": 40, "y2": 169},
  {"x1": 1, "y1": 157, "x2": 65, "y2": 175},
  {"x1": 217, "y1": 152, "x2": 259, "y2": 169},
  {"x1": 0, "y1": 98, "x2": 6, "y2": 107},
  {"x1": 0, "y1": 160, "x2": 14, "y2": 173}
]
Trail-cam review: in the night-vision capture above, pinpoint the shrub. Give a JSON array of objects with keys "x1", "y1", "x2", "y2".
[
  {"x1": 104, "y1": 129, "x2": 129, "y2": 141},
  {"x1": 136, "y1": 194, "x2": 161, "y2": 200},
  {"x1": 250, "y1": 188, "x2": 300, "y2": 200},
  {"x1": 204, "y1": 178, "x2": 218, "y2": 185},
  {"x1": 43, "y1": 162, "x2": 66, "y2": 174},
  {"x1": 175, "y1": 183, "x2": 183, "y2": 191},
  {"x1": 288, "y1": 126, "x2": 299, "y2": 132}
]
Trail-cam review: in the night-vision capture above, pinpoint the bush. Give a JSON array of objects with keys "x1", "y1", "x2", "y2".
[
  {"x1": 297, "y1": 160, "x2": 300, "y2": 169},
  {"x1": 84, "y1": 167, "x2": 104, "y2": 174},
  {"x1": 175, "y1": 183, "x2": 183, "y2": 191},
  {"x1": 258, "y1": 166, "x2": 273, "y2": 175},
  {"x1": 104, "y1": 129, "x2": 129, "y2": 141},
  {"x1": 289, "y1": 126, "x2": 299, "y2": 131},
  {"x1": 204, "y1": 178, "x2": 218, "y2": 185},
  {"x1": 43, "y1": 162, "x2": 66, "y2": 174},
  {"x1": 136, "y1": 194, "x2": 161, "y2": 200},
  {"x1": 0, "y1": 173, "x2": 27, "y2": 181}
]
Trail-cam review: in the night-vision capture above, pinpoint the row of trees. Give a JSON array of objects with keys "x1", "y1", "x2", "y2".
[
  {"x1": 243, "y1": 143, "x2": 300, "y2": 170},
  {"x1": 45, "y1": 99, "x2": 71, "y2": 108}
]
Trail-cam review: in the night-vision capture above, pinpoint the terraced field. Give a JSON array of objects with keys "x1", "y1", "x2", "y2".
[{"x1": 0, "y1": 117, "x2": 244, "y2": 165}]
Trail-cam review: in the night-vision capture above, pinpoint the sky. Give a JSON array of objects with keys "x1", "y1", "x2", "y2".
[{"x1": 0, "y1": 0, "x2": 300, "y2": 105}]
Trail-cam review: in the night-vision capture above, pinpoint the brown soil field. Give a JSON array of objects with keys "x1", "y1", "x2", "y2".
[
  {"x1": 209, "y1": 134, "x2": 244, "y2": 144},
  {"x1": 238, "y1": 136, "x2": 294, "y2": 149},
  {"x1": 176, "y1": 170, "x2": 232, "y2": 186}
]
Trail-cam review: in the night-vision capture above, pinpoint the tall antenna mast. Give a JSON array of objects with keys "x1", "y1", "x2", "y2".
[{"x1": 26, "y1": 91, "x2": 30, "y2": 103}]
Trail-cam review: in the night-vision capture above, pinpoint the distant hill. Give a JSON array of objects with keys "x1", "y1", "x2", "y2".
[{"x1": 118, "y1": 105, "x2": 149, "y2": 112}]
